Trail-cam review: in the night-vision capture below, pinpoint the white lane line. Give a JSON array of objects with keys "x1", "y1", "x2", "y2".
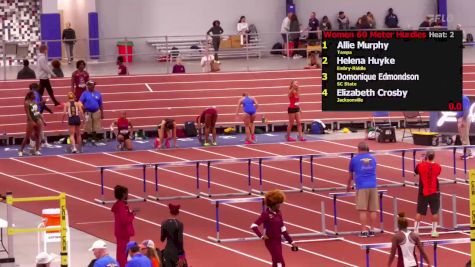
[{"x1": 145, "y1": 83, "x2": 153, "y2": 92}]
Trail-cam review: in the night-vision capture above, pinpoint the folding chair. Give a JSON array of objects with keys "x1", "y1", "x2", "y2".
[
  {"x1": 371, "y1": 112, "x2": 396, "y2": 142},
  {"x1": 401, "y1": 111, "x2": 426, "y2": 141}
]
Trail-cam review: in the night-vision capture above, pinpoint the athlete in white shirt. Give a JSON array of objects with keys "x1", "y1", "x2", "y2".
[{"x1": 388, "y1": 212, "x2": 429, "y2": 267}]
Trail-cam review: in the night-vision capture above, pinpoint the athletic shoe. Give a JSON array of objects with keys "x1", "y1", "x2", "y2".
[
  {"x1": 298, "y1": 136, "x2": 306, "y2": 141},
  {"x1": 286, "y1": 135, "x2": 296, "y2": 142},
  {"x1": 460, "y1": 154, "x2": 473, "y2": 160},
  {"x1": 251, "y1": 134, "x2": 256, "y2": 141},
  {"x1": 165, "y1": 139, "x2": 170, "y2": 148},
  {"x1": 34, "y1": 151, "x2": 42, "y2": 156},
  {"x1": 71, "y1": 148, "x2": 78, "y2": 154},
  {"x1": 359, "y1": 231, "x2": 369, "y2": 238},
  {"x1": 18, "y1": 151, "x2": 23, "y2": 157},
  {"x1": 245, "y1": 140, "x2": 253, "y2": 145},
  {"x1": 212, "y1": 141, "x2": 217, "y2": 146},
  {"x1": 368, "y1": 230, "x2": 375, "y2": 237},
  {"x1": 203, "y1": 142, "x2": 211, "y2": 147},
  {"x1": 431, "y1": 231, "x2": 439, "y2": 238}
]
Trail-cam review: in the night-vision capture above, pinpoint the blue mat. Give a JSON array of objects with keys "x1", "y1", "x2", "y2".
[{"x1": 0, "y1": 132, "x2": 323, "y2": 159}]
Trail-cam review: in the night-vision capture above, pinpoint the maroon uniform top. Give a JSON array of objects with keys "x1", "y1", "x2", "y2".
[
  {"x1": 172, "y1": 64, "x2": 185, "y2": 73},
  {"x1": 199, "y1": 108, "x2": 218, "y2": 123},
  {"x1": 252, "y1": 208, "x2": 293, "y2": 243},
  {"x1": 111, "y1": 200, "x2": 135, "y2": 238},
  {"x1": 72, "y1": 70, "x2": 89, "y2": 100},
  {"x1": 118, "y1": 64, "x2": 127, "y2": 75}
]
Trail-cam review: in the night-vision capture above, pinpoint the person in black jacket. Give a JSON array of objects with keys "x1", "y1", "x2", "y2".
[
  {"x1": 161, "y1": 204, "x2": 185, "y2": 267},
  {"x1": 17, "y1": 59, "x2": 36, "y2": 80},
  {"x1": 385, "y1": 8, "x2": 399, "y2": 28},
  {"x1": 62, "y1": 22, "x2": 76, "y2": 64},
  {"x1": 207, "y1": 20, "x2": 224, "y2": 61}
]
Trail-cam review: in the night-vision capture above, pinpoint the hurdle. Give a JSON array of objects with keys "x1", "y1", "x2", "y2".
[
  {"x1": 361, "y1": 238, "x2": 469, "y2": 267},
  {"x1": 251, "y1": 155, "x2": 308, "y2": 195},
  {"x1": 148, "y1": 162, "x2": 201, "y2": 201},
  {"x1": 392, "y1": 196, "x2": 447, "y2": 233},
  {"x1": 199, "y1": 159, "x2": 254, "y2": 198},
  {"x1": 207, "y1": 197, "x2": 329, "y2": 243},
  {"x1": 94, "y1": 164, "x2": 148, "y2": 204},
  {"x1": 451, "y1": 194, "x2": 470, "y2": 231},
  {"x1": 5, "y1": 192, "x2": 69, "y2": 267},
  {"x1": 325, "y1": 190, "x2": 387, "y2": 236}
]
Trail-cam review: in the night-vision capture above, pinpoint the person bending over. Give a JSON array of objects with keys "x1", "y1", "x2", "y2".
[
  {"x1": 197, "y1": 107, "x2": 218, "y2": 146},
  {"x1": 158, "y1": 119, "x2": 177, "y2": 149},
  {"x1": 111, "y1": 111, "x2": 134, "y2": 151}
]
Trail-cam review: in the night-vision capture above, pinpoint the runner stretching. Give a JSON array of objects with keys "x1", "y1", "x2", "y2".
[{"x1": 236, "y1": 93, "x2": 258, "y2": 144}]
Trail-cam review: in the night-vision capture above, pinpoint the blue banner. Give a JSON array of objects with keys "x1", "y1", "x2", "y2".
[
  {"x1": 89, "y1": 12, "x2": 100, "y2": 59},
  {"x1": 40, "y1": 13, "x2": 61, "y2": 59}
]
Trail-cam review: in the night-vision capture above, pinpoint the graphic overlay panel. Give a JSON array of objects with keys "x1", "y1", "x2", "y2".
[{"x1": 321, "y1": 31, "x2": 462, "y2": 111}]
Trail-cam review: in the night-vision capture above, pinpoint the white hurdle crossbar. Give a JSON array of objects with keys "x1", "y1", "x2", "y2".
[{"x1": 207, "y1": 197, "x2": 329, "y2": 243}]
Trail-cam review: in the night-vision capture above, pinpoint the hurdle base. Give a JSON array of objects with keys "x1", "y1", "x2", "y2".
[
  {"x1": 453, "y1": 224, "x2": 470, "y2": 231},
  {"x1": 378, "y1": 183, "x2": 404, "y2": 188},
  {"x1": 325, "y1": 228, "x2": 384, "y2": 236},
  {"x1": 251, "y1": 189, "x2": 303, "y2": 195},
  {"x1": 440, "y1": 179, "x2": 458, "y2": 185},
  {"x1": 94, "y1": 197, "x2": 146, "y2": 205},
  {"x1": 407, "y1": 226, "x2": 449, "y2": 232},
  {"x1": 199, "y1": 192, "x2": 252, "y2": 198},
  {"x1": 147, "y1": 194, "x2": 199, "y2": 201},
  {"x1": 207, "y1": 236, "x2": 261, "y2": 243},
  {"x1": 417, "y1": 230, "x2": 469, "y2": 236},
  {"x1": 302, "y1": 186, "x2": 346, "y2": 192},
  {"x1": 456, "y1": 178, "x2": 469, "y2": 184}
]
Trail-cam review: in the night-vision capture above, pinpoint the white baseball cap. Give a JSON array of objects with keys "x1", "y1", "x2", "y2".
[
  {"x1": 36, "y1": 252, "x2": 56, "y2": 264},
  {"x1": 140, "y1": 239, "x2": 155, "y2": 249},
  {"x1": 89, "y1": 239, "x2": 107, "y2": 251}
]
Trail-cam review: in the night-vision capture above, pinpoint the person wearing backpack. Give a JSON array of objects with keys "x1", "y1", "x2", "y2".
[
  {"x1": 384, "y1": 8, "x2": 399, "y2": 28},
  {"x1": 161, "y1": 204, "x2": 186, "y2": 267}
]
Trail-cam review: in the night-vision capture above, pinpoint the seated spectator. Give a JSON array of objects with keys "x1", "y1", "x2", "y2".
[
  {"x1": 337, "y1": 11, "x2": 350, "y2": 30},
  {"x1": 51, "y1": 59, "x2": 64, "y2": 78},
  {"x1": 385, "y1": 8, "x2": 399, "y2": 28},
  {"x1": 126, "y1": 241, "x2": 152, "y2": 267},
  {"x1": 157, "y1": 119, "x2": 177, "y2": 149},
  {"x1": 304, "y1": 51, "x2": 320, "y2": 69},
  {"x1": 419, "y1": 16, "x2": 431, "y2": 29},
  {"x1": 36, "y1": 252, "x2": 55, "y2": 267},
  {"x1": 366, "y1": 12, "x2": 376, "y2": 28},
  {"x1": 88, "y1": 239, "x2": 119, "y2": 267},
  {"x1": 356, "y1": 15, "x2": 372, "y2": 29},
  {"x1": 200, "y1": 53, "x2": 215, "y2": 72},
  {"x1": 117, "y1": 56, "x2": 128, "y2": 75},
  {"x1": 457, "y1": 24, "x2": 467, "y2": 42},
  {"x1": 17, "y1": 59, "x2": 36, "y2": 79},
  {"x1": 139, "y1": 240, "x2": 161, "y2": 267},
  {"x1": 111, "y1": 111, "x2": 133, "y2": 151},
  {"x1": 172, "y1": 57, "x2": 185, "y2": 73},
  {"x1": 431, "y1": 18, "x2": 443, "y2": 28},
  {"x1": 320, "y1": 16, "x2": 332, "y2": 31},
  {"x1": 237, "y1": 16, "x2": 250, "y2": 45}
]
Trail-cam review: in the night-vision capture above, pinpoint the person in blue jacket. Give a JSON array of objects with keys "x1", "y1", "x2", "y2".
[{"x1": 456, "y1": 95, "x2": 472, "y2": 159}]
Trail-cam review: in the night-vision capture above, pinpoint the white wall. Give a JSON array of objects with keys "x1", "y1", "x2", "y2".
[
  {"x1": 448, "y1": 0, "x2": 475, "y2": 33},
  {"x1": 96, "y1": 0, "x2": 285, "y2": 61},
  {"x1": 294, "y1": 0, "x2": 436, "y2": 30},
  {"x1": 58, "y1": 0, "x2": 96, "y2": 61},
  {"x1": 42, "y1": 0, "x2": 59, "y2": 13}
]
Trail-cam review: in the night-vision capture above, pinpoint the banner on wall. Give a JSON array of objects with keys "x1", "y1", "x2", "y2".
[{"x1": 430, "y1": 96, "x2": 475, "y2": 135}]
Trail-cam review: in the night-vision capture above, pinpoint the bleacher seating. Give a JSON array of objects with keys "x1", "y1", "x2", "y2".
[{"x1": 147, "y1": 34, "x2": 262, "y2": 60}]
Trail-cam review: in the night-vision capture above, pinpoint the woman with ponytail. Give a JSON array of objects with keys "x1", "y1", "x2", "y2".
[{"x1": 388, "y1": 212, "x2": 429, "y2": 267}]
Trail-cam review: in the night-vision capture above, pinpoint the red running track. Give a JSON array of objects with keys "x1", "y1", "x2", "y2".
[
  {"x1": 2, "y1": 66, "x2": 475, "y2": 135},
  {"x1": 0, "y1": 139, "x2": 472, "y2": 266}
]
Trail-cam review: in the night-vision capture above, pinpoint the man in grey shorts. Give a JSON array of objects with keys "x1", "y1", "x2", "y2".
[{"x1": 347, "y1": 142, "x2": 378, "y2": 237}]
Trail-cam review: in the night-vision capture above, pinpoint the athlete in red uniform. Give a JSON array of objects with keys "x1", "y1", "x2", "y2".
[
  {"x1": 286, "y1": 81, "x2": 305, "y2": 142},
  {"x1": 111, "y1": 112, "x2": 134, "y2": 150},
  {"x1": 71, "y1": 60, "x2": 89, "y2": 101},
  {"x1": 414, "y1": 150, "x2": 442, "y2": 237},
  {"x1": 197, "y1": 107, "x2": 218, "y2": 146}
]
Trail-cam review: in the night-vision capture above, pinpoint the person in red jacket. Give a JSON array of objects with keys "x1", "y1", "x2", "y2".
[
  {"x1": 251, "y1": 189, "x2": 297, "y2": 267},
  {"x1": 414, "y1": 150, "x2": 442, "y2": 238},
  {"x1": 111, "y1": 185, "x2": 137, "y2": 267}
]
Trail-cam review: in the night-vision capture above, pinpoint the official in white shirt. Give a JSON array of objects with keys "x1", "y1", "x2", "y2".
[{"x1": 38, "y1": 44, "x2": 60, "y2": 106}]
